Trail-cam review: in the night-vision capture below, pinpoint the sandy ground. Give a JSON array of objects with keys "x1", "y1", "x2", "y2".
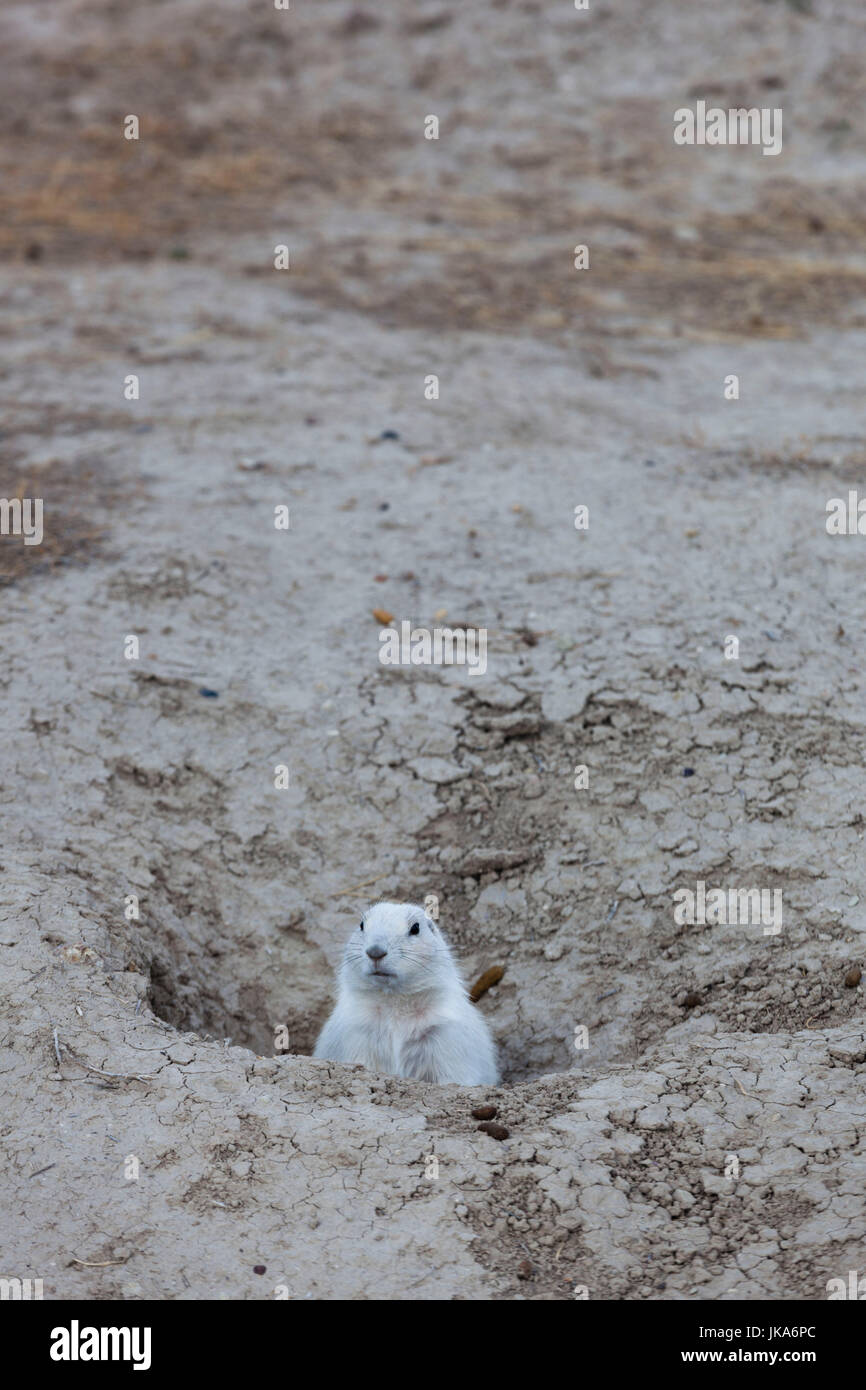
[{"x1": 2, "y1": 0, "x2": 866, "y2": 1300}]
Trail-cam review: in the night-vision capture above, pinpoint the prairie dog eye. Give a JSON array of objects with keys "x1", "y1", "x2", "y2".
[{"x1": 408, "y1": 922, "x2": 420, "y2": 936}]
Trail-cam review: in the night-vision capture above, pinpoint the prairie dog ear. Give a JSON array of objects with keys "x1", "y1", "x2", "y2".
[{"x1": 408, "y1": 906, "x2": 435, "y2": 933}]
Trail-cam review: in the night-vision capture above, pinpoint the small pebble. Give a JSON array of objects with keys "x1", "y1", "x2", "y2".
[
  {"x1": 253, "y1": 1265, "x2": 266, "y2": 1275},
  {"x1": 517, "y1": 1259, "x2": 534, "y2": 1280},
  {"x1": 844, "y1": 967, "x2": 861, "y2": 989},
  {"x1": 682, "y1": 768, "x2": 695, "y2": 777},
  {"x1": 683, "y1": 991, "x2": 702, "y2": 1009},
  {"x1": 198, "y1": 688, "x2": 219, "y2": 698},
  {"x1": 477, "y1": 1121, "x2": 509, "y2": 1141},
  {"x1": 380, "y1": 429, "x2": 400, "y2": 440},
  {"x1": 472, "y1": 1104, "x2": 497, "y2": 1121}
]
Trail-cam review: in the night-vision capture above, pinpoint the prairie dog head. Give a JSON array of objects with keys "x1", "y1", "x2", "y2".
[{"x1": 340, "y1": 901, "x2": 455, "y2": 996}]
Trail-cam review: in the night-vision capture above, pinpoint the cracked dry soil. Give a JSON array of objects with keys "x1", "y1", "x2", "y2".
[{"x1": 1, "y1": 0, "x2": 866, "y2": 1300}]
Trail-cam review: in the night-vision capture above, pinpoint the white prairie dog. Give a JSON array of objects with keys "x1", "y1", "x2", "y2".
[{"x1": 313, "y1": 902, "x2": 499, "y2": 1086}]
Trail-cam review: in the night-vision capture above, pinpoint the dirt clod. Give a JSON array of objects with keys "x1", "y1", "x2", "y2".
[{"x1": 477, "y1": 1122, "x2": 510, "y2": 1141}]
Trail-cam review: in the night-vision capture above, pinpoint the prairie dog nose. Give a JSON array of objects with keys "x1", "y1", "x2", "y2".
[{"x1": 366, "y1": 943, "x2": 388, "y2": 961}]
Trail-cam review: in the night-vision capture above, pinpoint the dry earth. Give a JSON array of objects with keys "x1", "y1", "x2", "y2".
[{"x1": 1, "y1": 0, "x2": 865, "y2": 1300}]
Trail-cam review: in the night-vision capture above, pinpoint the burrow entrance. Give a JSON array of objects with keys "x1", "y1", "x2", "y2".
[{"x1": 106, "y1": 681, "x2": 861, "y2": 1082}]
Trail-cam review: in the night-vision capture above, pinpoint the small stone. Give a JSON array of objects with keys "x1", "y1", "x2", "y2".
[
  {"x1": 477, "y1": 1121, "x2": 509, "y2": 1141},
  {"x1": 472, "y1": 1104, "x2": 497, "y2": 1121},
  {"x1": 844, "y1": 966, "x2": 861, "y2": 989},
  {"x1": 683, "y1": 991, "x2": 702, "y2": 1009},
  {"x1": 198, "y1": 687, "x2": 219, "y2": 698},
  {"x1": 253, "y1": 1265, "x2": 266, "y2": 1275},
  {"x1": 682, "y1": 768, "x2": 695, "y2": 778},
  {"x1": 517, "y1": 1259, "x2": 534, "y2": 1280}
]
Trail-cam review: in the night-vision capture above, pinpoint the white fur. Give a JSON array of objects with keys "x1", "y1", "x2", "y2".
[{"x1": 313, "y1": 902, "x2": 499, "y2": 1086}]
